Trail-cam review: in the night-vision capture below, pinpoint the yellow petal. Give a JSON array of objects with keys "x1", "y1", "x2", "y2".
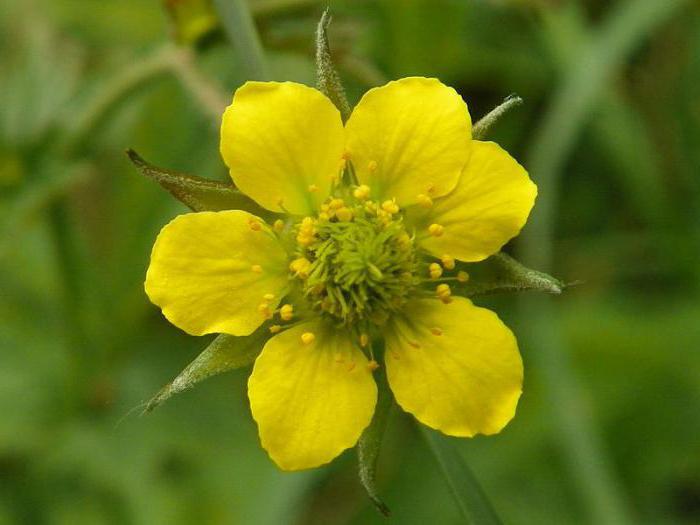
[
  {"x1": 385, "y1": 297, "x2": 523, "y2": 437},
  {"x1": 345, "y1": 77, "x2": 472, "y2": 206},
  {"x1": 416, "y1": 140, "x2": 537, "y2": 262},
  {"x1": 145, "y1": 211, "x2": 288, "y2": 336},
  {"x1": 220, "y1": 81, "x2": 344, "y2": 215},
  {"x1": 248, "y1": 321, "x2": 377, "y2": 470}
]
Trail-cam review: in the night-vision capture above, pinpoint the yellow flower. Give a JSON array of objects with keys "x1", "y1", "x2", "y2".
[{"x1": 145, "y1": 78, "x2": 537, "y2": 471}]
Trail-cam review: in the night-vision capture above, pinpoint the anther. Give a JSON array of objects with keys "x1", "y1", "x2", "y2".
[
  {"x1": 301, "y1": 332, "x2": 315, "y2": 345},
  {"x1": 347, "y1": 362, "x2": 357, "y2": 372},
  {"x1": 289, "y1": 257, "x2": 311, "y2": 279},
  {"x1": 381, "y1": 199, "x2": 399, "y2": 215},
  {"x1": 441, "y1": 254, "x2": 455, "y2": 270},
  {"x1": 428, "y1": 223, "x2": 444, "y2": 237},
  {"x1": 248, "y1": 218, "x2": 262, "y2": 231},
  {"x1": 353, "y1": 184, "x2": 371, "y2": 200},
  {"x1": 263, "y1": 293, "x2": 274, "y2": 301},
  {"x1": 329, "y1": 198, "x2": 345, "y2": 210},
  {"x1": 251, "y1": 264, "x2": 263, "y2": 273},
  {"x1": 436, "y1": 283, "x2": 452, "y2": 304},
  {"x1": 417, "y1": 194, "x2": 433, "y2": 208},
  {"x1": 335, "y1": 207, "x2": 353, "y2": 222},
  {"x1": 367, "y1": 360, "x2": 380, "y2": 371},
  {"x1": 429, "y1": 262, "x2": 443, "y2": 280},
  {"x1": 408, "y1": 340, "x2": 421, "y2": 348},
  {"x1": 273, "y1": 219, "x2": 285, "y2": 233},
  {"x1": 308, "y1": 184, "x2": 319, "y2": 193},
  {"x1": 367, "y1": 160, "x2": 378, "y2": 172},
  {"x1": 269, "y1": 325, "x2": 282, "y2": 334},
  {"x1": 258, "y1": 302, "x2": 273, "y2": 319},
  {"x1": 279, "y1": 304, "x2": 294, "y2": 321},
  {"x1": 430, "y1": 327, "x2": 443, "y2": 336},
  {"x1": 426, "y1": 183, "x2": 435, "y2": 195},
  {"x1": 457, "y1": 271, "x2": 470, "y2": 283}
]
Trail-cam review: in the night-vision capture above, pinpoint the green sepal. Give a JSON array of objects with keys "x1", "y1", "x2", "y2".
[
  {"x1": 471, "y1": 95, "x2": 523, "y2": 140},
  {"x1": 126, "y1": 149, "x2": 271, "y2": 217},
  {"x1": 315, "y1": 9, "x2": 351, "y2": 122},
  {"x1": 458, "y1": 252, "x2": 568, "y2": 298},
  {"x1": 357, "y1": 365, "x2": 392, "y2": 517},
  {"x1": 144, "y1": 328, "x2": 268, "y2": 413}
]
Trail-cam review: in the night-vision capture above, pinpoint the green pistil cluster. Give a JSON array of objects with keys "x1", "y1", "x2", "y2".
[{"x1": 291, "y1": 195, "x2": 418, "y2": 326}]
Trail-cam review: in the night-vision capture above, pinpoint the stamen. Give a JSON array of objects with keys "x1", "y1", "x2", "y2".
[
  {"x1": 457, "y1": 271, "x2": 470, "y2": 283},
  {"x1": 430, "y1": 327, "x2": 443, "y2": 336},
  {"x1": 353, "y1": 184, "x2": 371, "y2": 200},
  {"x1": 273, "y1": 219, "x2": 285, "y2": 233},
  {"x1": 381, "y1": 199, "x2": 399, "y2": 215},
  {"x1": 359, "y1": 333, "x2": 369, "y2": 348},
  {"x1": 301, "y1": 332, "x2": 315, "y2": 345},
  {"x1": 279, "y1": 304, "x2": 294, "y2": 321},
  {"x1": 428, "y1": 223, "x2": 444, "y2": 237},
  {"x1": 429, "y1": 263, "x2": 443, "y2": 280},
  {"x1": 367, "y1": 360, "x2": 380, "y2": 371},
  {"x1": 408, "y1": 340, "x2": 421, "y2": 348},
  {"x1": 308, "y1": 184, "x2": 319, "y2": 193},
  {"x1": 251, "y1": 264, "x2": 263, "y2": 274},
  {"x1": 367, "y1": 160, "x2": 377, "y2": 172},
  {"x1": 248, "y1": 218, "x2": 262, "y2": 231},
  {"x1": 263, "y1": 293, "x2": 275, "y2": 301},
  {"x1": 441, "y1": 254, "x2": 455, "y2": 270},
  {"x1": 426, "y1": 183, "x2": 435, "y2": 195},
  {"x1": 436, "y1": 283, "x2": 452, "y2": 304},
  {"x1": 329, "y1": 198, "x2": 345, "y2": 210},
  {"x1": 289, "y1": 257, "x2": 311, "y2": 279},
  {"x1": 258, "y1": 302, "x2": 272, "y2": 319},
  {"x1": 335, "y1": 207, "x2": 353, "y2": 222},
  {"x1": 269, "y1": 325, "x2": 282, "y2": 334}
]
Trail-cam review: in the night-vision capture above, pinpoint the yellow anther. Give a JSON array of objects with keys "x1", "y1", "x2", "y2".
[
  {"x1": 428, "y1": 223, "x2": 444, "y2": 237},
  {"x1": 335, "y1": 207, "x2": 353, "y2": 222},
  {"x1": 457, "y1": 271, "x2": 470, "y2": 283},
  {"x1": 329, "y1": 198, "x2": 345, "y2": 210},
  {"x1": 381, "y1": 199, "x2": 399, "y2": 215},
  {"x1": 430, "y1": 327, "x2": 443, "y2": 336},
  {"x1": 426, "y1": 183, "x2": 436, "y2": 195},
  {"x1": 397, "y1": 232, "x2": 412, "y2": 250},
  {"x1": 251, "y1": 264, "x2": 263, "y2": 274},
  {"x1": 342, "y1": 151, "x2": 351, "y2": 160},
  {"x1": 364, "y1": 201, "x2": 378, "y2": 214},
  {"x1": 417, "y1": 193, "x2": 433, "y2": 208},
  {"x1": 263, "y1": 293, "x2": 275, "y2": 301},
  {"x1": 318, "y1": 212, "x2": 330, "y2": 222},
  {"x1": 289, "y1": 257, "x2": 311, "y2": 278},
  {"x1": 301, "y1": 332, "x2": 315, "y2": 345},
  {"x1": 301, "y1": 216, "x2": 315, "y2": 227},
  {"x1": 353, "y1": 184, "x2": 371, "y2": 200},
  {"x1": 248, "y1": 218, "x2": 262, "y2": 231},
  {"x1": 367, "y1": 360, "x2": 380, "y2": 371},
  {"x1": 367, "y1": 160, "x2": 378, "y2": 172},
  {"x1": 429, "y1": 263, "x2": 443, "y2": 280},
  {"x1": 258, "y1": 302, "x2": 272, "y2": 319},
  {"x1": 308, "y1": 183, "x2": 319, "y2": 192},
  {"x1": 279, "y1": 304, "x2": 294, "y2": 321},
  {"x1": 269, "y1": 324, "x2": 282, "y2": 334},
  {"x1": 436, "y1": 283, "x2": 452, "y2": 303},
  {"x1": 273, "y1": 219, "x2": 285, "y2": 233},
  {"x1": 359, "y1": 333, "x2": 369, "y2": 348},
  {"x1": 441, "y1": 254, "x2": 455, "y2": 270}
]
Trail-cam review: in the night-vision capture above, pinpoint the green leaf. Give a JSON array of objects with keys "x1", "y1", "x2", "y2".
[
  {"x1": 126, "y1": 149, "x2": 271, "y2": 217},
  {"x1": 315, "y1": 9, "x2": 351, "y2": 122},
  {"x1": 457, "y1": 252, "x2": 568, "y2": 298},
  {"x1": 144, "y1": 329, "x2": 268, "y2": 413},
  {"x1": 421, "y1": 427, "x2": 502, "y2": 525},
  {"x1": 357, "y1": 366, "x2": 392, "y2": 517}
]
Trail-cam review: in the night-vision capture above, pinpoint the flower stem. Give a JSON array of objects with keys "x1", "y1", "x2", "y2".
[
  {"x1": 421, "y1": 427, "x2": 502, "y2": 525},
  {"x1": 212, "y1": 0, "x2": 271, "y2": 81}
]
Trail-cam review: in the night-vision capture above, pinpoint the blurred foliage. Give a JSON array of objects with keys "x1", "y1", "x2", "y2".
[{"x1": 0, "y1": 0, "x2": 699, "y2": 524}]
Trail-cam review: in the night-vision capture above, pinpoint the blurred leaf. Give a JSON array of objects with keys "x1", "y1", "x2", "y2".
[
  {"x1": 421, "y1": 427, "x2": 502, "y2": 525},
  {"x1": 315, "y1": 9, "x2": 351, "y2": 121},
  {"x1": 357, "y1": 366, "x2": 392, "y2": 517},
  {"x1": 126, "y1": 149, "x2": 271, "y2": 216},
  {"x1": 145, "y1": 328, "x2": 268, "y2": 413}
]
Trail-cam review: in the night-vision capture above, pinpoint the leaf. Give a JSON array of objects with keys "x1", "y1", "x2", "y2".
[
  {"x1": 421, "y1": 427, "x2": 503, "y2": 525},
  {"x1": 357, "y1": 366, "x2": 392, "y2": 517},
  {"x1": 126, "y1": 149, "x2": 271, "y2": 217},
  {"x1": 457, "y1": 252, "x2": 568, "y2": 298},
  {"x1": 144, "y1": 329, "x2": 268, "y2": 413},
  {"x1": 315, "y1": 9, "x2": 351, "y2": 122}
]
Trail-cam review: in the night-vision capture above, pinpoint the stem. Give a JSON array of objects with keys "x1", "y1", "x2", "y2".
[
  {"x1": 472, "y1": 95, "x2": 523, "y2": 140},
  {"x1": 421, "y1": 427, "x2": 502, "y2": 525},
  {"x1": 212, "y1": 0, "x2": 270, "y2": 81},
  {"x1": 517, "y1": 0, "x2": 689, "y2": 523}
]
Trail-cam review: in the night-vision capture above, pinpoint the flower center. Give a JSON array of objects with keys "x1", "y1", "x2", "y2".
[{"x1": 291, "y1": 195, "x2": 418, "y2": 325}]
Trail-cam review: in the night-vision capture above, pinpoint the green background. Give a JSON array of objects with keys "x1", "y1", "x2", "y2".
[{"x1": 1, "y1": 0, "x2": 699, "y2": 523}]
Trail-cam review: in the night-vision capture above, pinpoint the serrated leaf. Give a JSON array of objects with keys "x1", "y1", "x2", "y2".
[
  {"x1": 144, "y1": 329, "x2": 268, "y2": 413},
  {"x1": 357, "y1": 366, "x2": 392, "y2": 517},
  {"x1": 126, "y1": 149, "x2": 271, "y2": 217}
]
